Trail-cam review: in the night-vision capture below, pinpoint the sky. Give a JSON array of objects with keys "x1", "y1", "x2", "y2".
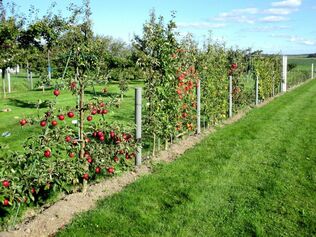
[{"x1": 8, "y1": 0, "x2": 316, "y2": 54}]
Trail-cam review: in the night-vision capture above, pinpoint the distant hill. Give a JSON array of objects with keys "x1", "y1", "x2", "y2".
[
  {"x1": 307, "y1": 53, "x2": 316, "y2": 58},
  {"x1": 287, "y1": 54, "x2": 316, "y2": 58}
]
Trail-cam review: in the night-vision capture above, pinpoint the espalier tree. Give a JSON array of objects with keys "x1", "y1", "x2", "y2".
[
  {"x1": 133, "y1": 11, "x2": 179, "y2": 151},
  {"x1": 134, "y1": 11, "x2": 200, "y2": 152},
  {"x1": 197, "y1": 35, "x2": 229, "y2": 125}
]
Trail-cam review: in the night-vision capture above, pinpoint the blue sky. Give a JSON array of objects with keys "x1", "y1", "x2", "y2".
[{"x1": 9, "y1": 0, "x2": 316, "y2": 54}]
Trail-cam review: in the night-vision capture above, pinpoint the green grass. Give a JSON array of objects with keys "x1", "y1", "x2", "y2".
[
  {"x1": 288, "y1": 55, "x2": 315, "y2": 87},
  {"x1": 0, "y1": 72, "x2": 141, "y2": 154},
  {"x1": 57, "y1": 79, "x2": 316, "y2": 237},
  {"x1": 288, "y1": 55, "x2": 316, "y2": 71}
]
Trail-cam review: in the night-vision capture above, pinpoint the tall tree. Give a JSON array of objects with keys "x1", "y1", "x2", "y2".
[{"x1": 0, "y1": 1, "x2": 23, "y2": 96}]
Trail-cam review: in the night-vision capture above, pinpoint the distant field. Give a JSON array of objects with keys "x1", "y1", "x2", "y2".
[
  {"x1": 288, "y1": 54, "x2": 316, "y2": 70},
  {"x1": 287, "y1": 55, "x2": 315, "y2": 87}
]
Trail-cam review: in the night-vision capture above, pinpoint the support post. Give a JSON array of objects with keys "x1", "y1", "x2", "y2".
[
  {"x1": 281, "y1": 55, "x2": 287, "y2": 92},
  {"x1": 7, "y1": 70, "x2": 11, "y2": 93},
  {"x1": 196, "y1": 79, "x2": 201, "y2": 134},
  {"x1": 26, "y1": 62, "x2": 29, "y2": 81},
  {"x1": 255, "y1": 75, "x2": 259, "y2": 105},
  {"x1": 229, "y1": 75, "x2": 233, "y2": 118},
  {"x1": 272, "y1": 76, "x2": 275, "y2": 97},
  {"x1": 135, "y1": 87, "x2": 142, "y2": 166},
  {"x1": 30, "y1": 72, "x2": 33, "y2": 90}
]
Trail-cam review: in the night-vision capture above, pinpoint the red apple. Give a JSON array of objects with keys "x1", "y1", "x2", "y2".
[
  {"x1": 67, "y1": 112, "x2": 75, "y2": 118},
  {"x1": 3, "y1": 199, "x2": 9, "y2": 206},
  {"x1": 91, "y1": 109, "x2": 97, "y2": 115},
  {"x1": 53, "y1": 89, "x2": 60, "y2": 96},
  {"x1": 107, "y1": 167, "x2": 114, "y2": 174},
  {"x1": 20, "y1": 119, "x2": 27, "y2": 126},
  {"x1": 95, "y1": 167, "x2": 101, "y2": 174},
  {"x1": 65, "y1": 136, "x2": 72, "y2": 142},
  {"x1": 40, "y1": 120, "x2": 47, "y2": 127},
  {"x1": 44, "y1": 150, "x2": 51, "y2": 158},
  {"x1": 70, "y1": 82, "x2": 76, "y2": 89},
  {"x1": 58, "y1": 114, "x2": 65, "y2": 121},
  {"x1": 87, "y1": 115, "x2": 93, "y2": 121},
  {"x1": 2, "y1": 180, "x2": 10, "y2": 188},
  {"x1": 69, "y1": 152, "x2": 75, "y2": 158},
  {"x1": 51, "y1": 120, "x2": 58, "y2": 126},
  {"x1": 82, "y1": 173, "x2": 89, "y2": 180}
]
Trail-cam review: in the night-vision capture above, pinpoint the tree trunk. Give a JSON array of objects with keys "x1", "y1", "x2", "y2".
[
  {"x1": 78, "y1": 68, "x2": 87, "y2": 191},
  {"x1": 48, "y1": 49, "x2": 51, "y2": 81}
]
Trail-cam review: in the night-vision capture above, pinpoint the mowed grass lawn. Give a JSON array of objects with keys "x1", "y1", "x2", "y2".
[{"x1": 57, "y1": 79, "x2": 316, "y2": 237}]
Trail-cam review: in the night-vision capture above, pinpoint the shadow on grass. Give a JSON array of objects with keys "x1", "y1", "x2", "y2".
[
  {"x1": 7, "y1": 98, "x2": 50, "y2": 109},
  {"x1": 84, "y1": 90, "x2": 121, "y2": 98}
]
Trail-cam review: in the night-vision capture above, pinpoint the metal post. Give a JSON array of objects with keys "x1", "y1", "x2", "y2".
[
  {"x1": 135, "y1": 87, "x2": 142, "y2": 166},
  {"x1": 229, "y1": 75, "x2": 233, "y2": 118},
  {"x1": 312, "y1": 63, "x2": 314, "y2": 79},
  {"x1": 26, "y1": 62, "x2": 29, "y2": 81},
  {"x1": 7, "y1": 70, "x2": 11, "y2": 93},
  {"x1": 196, "y1": 79, "x2": 201, "y2": 134},
  {"x1": 272, "y1": 77, "x2": 275, "y2": 97},
  {"x1": 30, "y1": 71, "x2": 33, "y2": 90},
  {"x1": 255, "y1": 75, "x2": 259, "y2": 105},
  {"x1": 281, "y1": 55, "x2": 287, "y2": 92}
]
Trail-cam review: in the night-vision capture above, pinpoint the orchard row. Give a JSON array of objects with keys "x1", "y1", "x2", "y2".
[{"x1": 0, "y1": 3, "x2": 282, "y2": 227}]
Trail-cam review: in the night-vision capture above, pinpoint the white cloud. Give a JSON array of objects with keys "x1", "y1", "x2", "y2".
[
  {"x1": 213, "y1": 5, "x2": 299, "y2": 25},
  {"x1": 263, "y1": 8, "x2": 297, "y2": 15},
  {"x1": 289, "y1": 36, "x2": 316, "y2": 45},
  {"x1": 214, "y1": 8, "x2": 258, "y2": 24},
  {"x1": 177, "y1": 22, "x2": 226, "y2": 29},
  {"x1": 260, "y1": 16, "x2": 289, "y2": 22},
  {"x1": 245, "y1": 25, "x2": 290, "y2": 32},
  {"x1": 271, "y1": 0, "x2": 303, "y2": 8},
  {"x1": 219, "y1": 8, "x2": 259, "y2": 16},
  {"x1": 270, "y1": 34, "x2": 316, "y2": 46}
]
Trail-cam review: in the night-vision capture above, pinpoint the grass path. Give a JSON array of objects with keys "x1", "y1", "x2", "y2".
[{"x1": 55, "y1": 79, "x2": 316, "y2": 236}]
